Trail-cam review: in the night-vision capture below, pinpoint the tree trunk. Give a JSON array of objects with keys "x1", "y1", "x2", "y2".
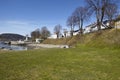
[
  {"x1": 71, "y1": 26, "x2": 74, "y2": 37},
  {"x1": 57, "y1": 33, "x2": 59, "y2": 39},
  {"x1": 71, "y1": 31, "x2": 73, "y2": 37},
  {"x1": 80, "y1": 19, "x2": 83, "y2": 35},
  {"x1": 97, "y1": 18, "x2": 101, "y2": 31}
]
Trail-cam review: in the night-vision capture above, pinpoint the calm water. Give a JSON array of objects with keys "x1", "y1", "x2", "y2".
[{"x1": 0, "y1": 41, "x2": 27, "y2": 51}]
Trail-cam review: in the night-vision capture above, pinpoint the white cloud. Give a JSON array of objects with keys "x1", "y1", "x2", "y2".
[{"x1": 0, "y1": 20, "x2": 37, "y2": 36}]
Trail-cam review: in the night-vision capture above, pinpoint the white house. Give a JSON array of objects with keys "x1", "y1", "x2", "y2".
[
  {"x1": 115, "y1": 17, "x2": 120, "y2": 29},
  {"x1": 65, "y1": 31, "x2": 71, "y2": 37},
  {"x1": 48, "y1": 34, "x2": 57, "y2": 39},
  {"x1": 83, "y1": 21, "x2": 110, "y2": 34},
  {"x1": 65, "y1": 30, "x2": 79, "y2": 37},
  {"x1": 84, "y1": 27, "x2": 91, "y2": 34},
  {"x1": 84, "y1": 23, "x2": 97, "y2": 34},
  {"x1": 35, "y1": 38, "x2": 43, "y2": 43},
  {"x1": 73, "y1": 30, "x2": 80, "y2": 36},
  {"x1": 115, "y1": 20, "x2": 120, "y2": 28},
  {"x1": 18, "y1": 40, "x2": 25, "y2": 44}
]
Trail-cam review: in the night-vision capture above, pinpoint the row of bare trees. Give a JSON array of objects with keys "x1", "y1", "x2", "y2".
[
  {"x1": 86, "y1": 0, "x2": 118, "y2": 29},
  {"x1": 31, "y1": 0, "x2": 119, "y2": 40},
  {"x1": 67, "y1": 6, "x2": 89, "y2": 36},
  {"x1": 67, "y1": 0, "x2": 118, "y2": 36},
  {"x1": 54, "y1": 24, "x2": 62, "y2": 38},
  {"x1": 31, "y1": 24, "x2": 62, "y2": 41},
  {"x1": 31, "y1": 26, "x2": 50, "y2": 41}
]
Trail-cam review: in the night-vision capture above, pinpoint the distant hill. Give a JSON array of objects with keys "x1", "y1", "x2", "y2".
[{"x1": 0, "y1": 33, "x2": 25, "y2": 41}]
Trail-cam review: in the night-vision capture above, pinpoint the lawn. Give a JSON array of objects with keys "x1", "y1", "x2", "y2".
[{"x1": 0, "y1": 47, "x2": 120, "y2": 80}]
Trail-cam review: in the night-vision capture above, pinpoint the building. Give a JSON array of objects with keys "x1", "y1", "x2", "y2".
[
  {"x1": 24, "y1": 34, "x2": 28, "y2": 41},
  {"x1": 64, "y1": 30, "x2": 79, "y2": 37},
  {"x1": 84, "y1": 21, "x2": 110, "y2": 34},
  {"x1": 73, "y1": 30, "x2": 80, "y2": 36},
  {"x1": 48, "y1": 34, "x2": 57, "y2": 39},
  {"x1": 35, "y1": 38, "x2": 43, "y2": 43},
  {"x1": 115, "y1": 17, "x2": 120, "y2": 29}
]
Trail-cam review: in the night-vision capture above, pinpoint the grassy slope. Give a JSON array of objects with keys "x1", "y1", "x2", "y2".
[
  {"x1": 0, "y1": 47, "x2": 120, "y2": 80},
  {"x1": 43, "y1": 29, "x2": 120, "y2": 48},
  {"x1": 0, "y1": 29, "x2": 120, "y2": 80},
  {"x1": 82, "y1": 29, "x2": 120, "y2": 48}
]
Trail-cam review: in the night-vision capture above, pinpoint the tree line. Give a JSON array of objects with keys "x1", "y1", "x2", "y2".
[
  {"x1": 31, "y1": 24, "x2": 62, "y2": 41},
  {"x1": 67, "y1": 0, "x2": 118, "y2": 36},
  {"x1": 31, "y1": 0, "x2": 119, "y2": 40}
]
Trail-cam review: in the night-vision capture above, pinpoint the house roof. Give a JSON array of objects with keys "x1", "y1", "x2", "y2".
[{"x1": 73, "y1": 30, "x2": 80, "y2": 32}]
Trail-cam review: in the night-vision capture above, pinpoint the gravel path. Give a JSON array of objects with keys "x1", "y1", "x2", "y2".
[{"x1": 27, "y1": 44, "x2": 69, "y2": 48}]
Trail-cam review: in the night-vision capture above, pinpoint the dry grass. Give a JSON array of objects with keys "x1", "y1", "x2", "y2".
[
  {"x1": 43, "y1": 29, "x2": 120, "y2": 48},
  {"x1": 0, "y1": 47, "x2": 120, "y2": 80}
]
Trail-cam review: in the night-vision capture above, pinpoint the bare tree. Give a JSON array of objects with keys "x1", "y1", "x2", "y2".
[
  {"x1": 85, "y1": 0, "x2": 118, "y2": 31},
  {"x1": 105, "y1": 3, "x2": 118, "y2": 28},
  {"x1": 31, "y1": 28, "x2": 40, "y2": 41},
  {"x1": 41, "y1": 26, "x2": 50, "y2": 40},
  {"x1": 54, "y1": 24, "x2": 62, "y2": 38},
  {"x1": 63, "y1": 29, "x2": 68, "y2": 38},
  {"x1": 67, "y1": 15, "x2": 76, "y2": 37},
  {"x1": 73, "y1": 6, "x2": 89, "y2": 34}
]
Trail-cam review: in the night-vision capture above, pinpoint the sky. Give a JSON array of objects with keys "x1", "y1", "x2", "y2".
[{"x1": 0, "y1": 0, "x2": 90, "y2": 36}]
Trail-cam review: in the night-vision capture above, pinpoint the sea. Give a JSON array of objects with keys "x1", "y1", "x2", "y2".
[{"x1": 0, "y1": 41, "x2": 27, "y2": 51}]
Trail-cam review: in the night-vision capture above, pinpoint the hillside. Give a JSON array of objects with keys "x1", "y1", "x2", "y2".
[
  {"x1": 0, "y1": 33, "x2": 25, "y2": 41},
  {"x1": 43, "y1": 29, "x2": 120, "y2": 48},
  {"x1": 77, "y1": 29, "x2": 120, "y2": 48},
  {"x1": 0, "y1": 29, "x2": 120, "y2": 80}
]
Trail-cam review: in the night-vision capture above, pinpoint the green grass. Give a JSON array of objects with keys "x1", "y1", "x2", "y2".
[
  {"x1": 1, "y1": 29, "x2": 120, "y2": 80},
  {"x1": 0, "y1": 47, "x2": 120, "y2": 80}
]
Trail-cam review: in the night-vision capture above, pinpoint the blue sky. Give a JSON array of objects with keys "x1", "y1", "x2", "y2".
[{"x1": 0, "y1": 0, "x2": 90, "y2": 36}]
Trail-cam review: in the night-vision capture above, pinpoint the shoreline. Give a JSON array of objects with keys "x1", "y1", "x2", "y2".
[{"x1": 0, "y1": 42, "x2": 69, "y2": 51}]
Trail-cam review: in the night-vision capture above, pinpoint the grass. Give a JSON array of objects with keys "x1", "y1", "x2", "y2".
[
  {"x1": 0, "y1": 29, "x2": 120, "y2": 80},
  {"x1": 84, "y1": 29, "x2": 120, "y2": 48},
  {"x1": 0, "y1": 47, "x2": 120, "y2": 80},
  {"x1": 43, "y1": 29, "x2": 120, "y2": 48}
]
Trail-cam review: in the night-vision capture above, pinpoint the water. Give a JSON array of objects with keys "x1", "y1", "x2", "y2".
[{"x1": 0, "y1": 42, "x2": 27, "y2": 51}]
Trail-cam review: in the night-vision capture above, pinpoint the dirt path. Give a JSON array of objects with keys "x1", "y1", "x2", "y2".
[{"x1": 27, "y1": 44, "x2": 69, "y2": 48}]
